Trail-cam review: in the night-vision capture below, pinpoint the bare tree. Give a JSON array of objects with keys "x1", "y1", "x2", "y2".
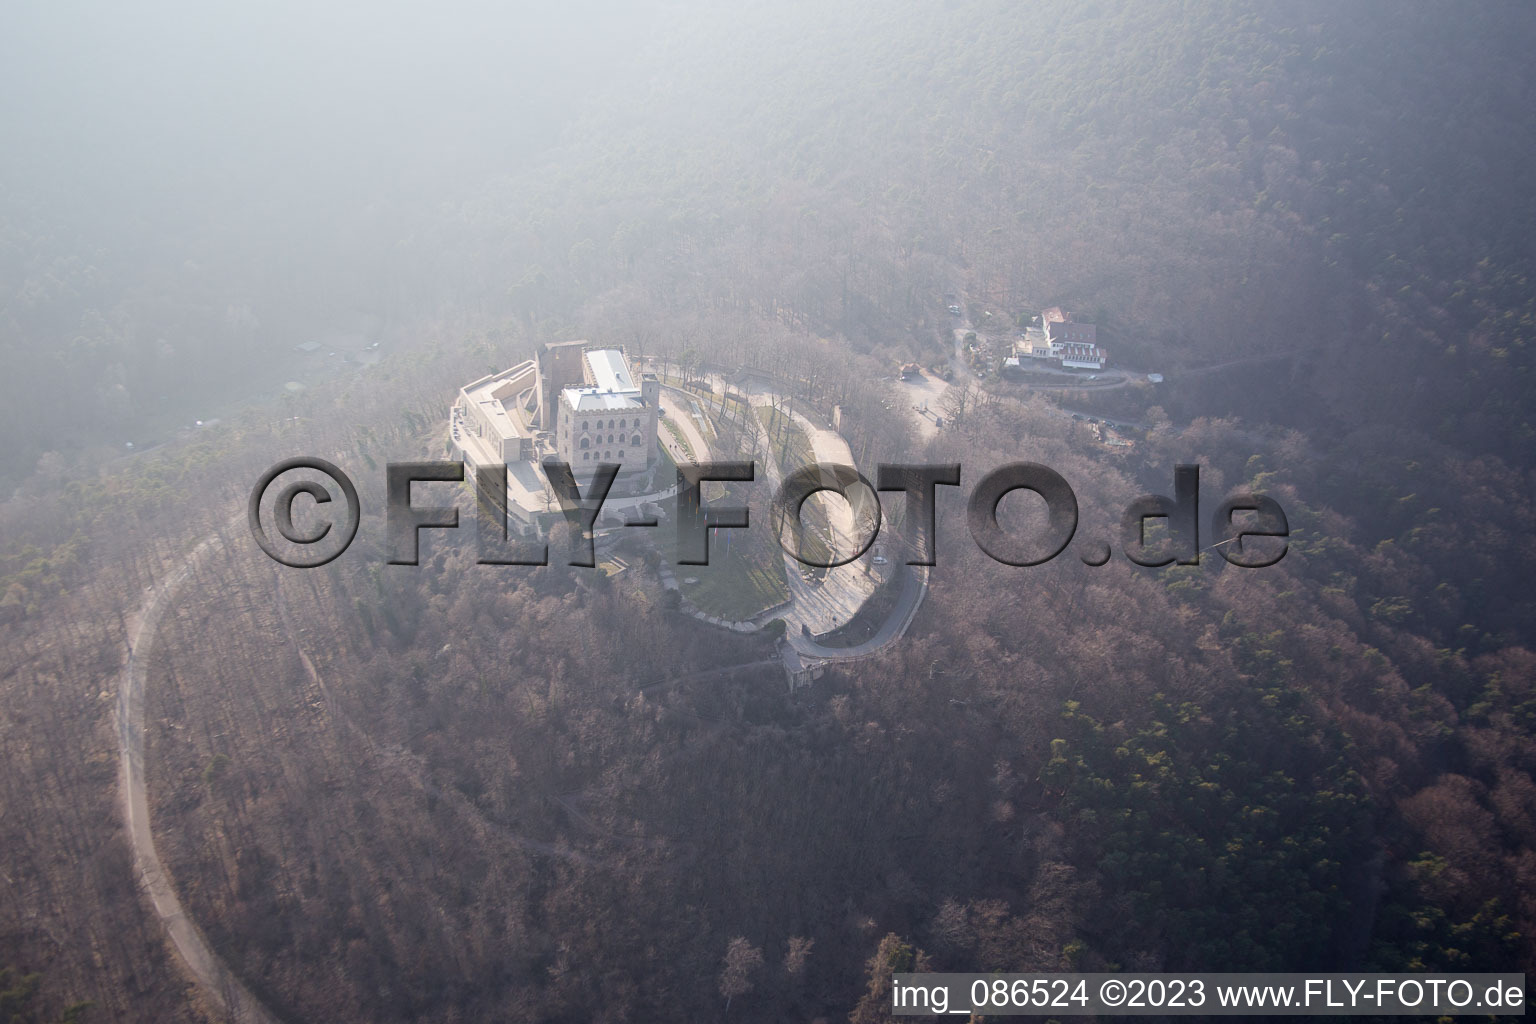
[
  {"x1": 783, "y1": 935, "x2": 813, "y2": 978},
  {"x1": 719, "y1": 936, "x2": 763, "y2": 1019},
  {"x1": 941, "y1": 378, "x2": 977, "y2": 427}
]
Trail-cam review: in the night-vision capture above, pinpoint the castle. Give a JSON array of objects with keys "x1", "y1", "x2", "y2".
[{"x1": 452, "y1": 341, "x2": 662, "y2": 526}]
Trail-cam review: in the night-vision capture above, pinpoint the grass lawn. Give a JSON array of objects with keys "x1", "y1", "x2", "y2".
[
  {"x1": 673, "y1": 490, "x2": 789, "y2": 621},
  {"x1": 597, "y1": 556, "x2": 629, "y2": 577},
  {"x1": 657, "y1": 428, "x2": 726, "y2": 501}
]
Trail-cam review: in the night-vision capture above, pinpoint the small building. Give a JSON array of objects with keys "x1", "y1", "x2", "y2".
[
  {"x1": 781, "y1": 644, "x2": 826, "y2": 692},
  {"x1": 1019, "y1": 327, "x2": 1053, "y2": 359},
  {"x1": 1020, "y1": 307, "x2": 1108, "y2": 370},
  {"x1": 1059, "y1": 340, "x2": 1106, "y2": 370}
]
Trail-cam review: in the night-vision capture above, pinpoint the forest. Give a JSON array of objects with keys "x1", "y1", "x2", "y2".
[{"x1": 0, "y1": 0, "x2": 1533, "y2": 1020}]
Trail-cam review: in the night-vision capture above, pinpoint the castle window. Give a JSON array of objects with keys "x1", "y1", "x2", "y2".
[
  {"x1": 582, "y1": 451, "x2": 590, "y2": 461},
  {"x1": 618, "y1": 419, "x2": 626, "y2": 429},
  {"x1": 632, "y1": 434, "x2": 642, "y2": 446},
  {"x1": 580, "y1": 438, "x2": 589, "y2": 449},
  {"x1": 581, "y1": 421, "x2": 588, "y2": 431}
]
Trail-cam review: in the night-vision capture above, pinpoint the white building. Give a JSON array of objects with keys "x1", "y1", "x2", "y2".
[
  {"x1": 1017, "y1": 307, "x2": 1108, "y2": 370},
  {"x1": 454, "y1": 360, "x2": 539, "y2": 465},
  {"x1": 452, "y1": 342, "x2": 662, "y2": 529},
  {"x1": 553, "y1": 348, "x2": 660, "y2": 477}
]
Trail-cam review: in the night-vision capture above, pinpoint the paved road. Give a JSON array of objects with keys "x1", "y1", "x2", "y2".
[
  {"x1": 739, "y1": 392, "x2": 879, "y2": 637},
  {"x1": 658, "y1": 387, "x2": 713, "y2": 466},
  {"x1": 789, "y1": 563, "x2": 929, "y2": 663}
]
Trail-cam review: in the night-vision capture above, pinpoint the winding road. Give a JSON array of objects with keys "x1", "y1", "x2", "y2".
[{"x1": 117, "y1": 529, "x2": 281, "y2": 1024}]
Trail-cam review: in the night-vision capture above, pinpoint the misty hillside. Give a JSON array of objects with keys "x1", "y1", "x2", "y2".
[
  {"x1": 0, "y1": 2, "x2": 1533, "y2": 1022},
  {"x1": 6, "y1": 1, "x2": 1534, "y2": 480}
]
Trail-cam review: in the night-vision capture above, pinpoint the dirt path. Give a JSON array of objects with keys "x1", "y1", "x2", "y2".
[
  {"x1": 116, "y1": 529, "x2": 598, "y2": 1024},
  {"x1": 116, "y1": 530, "x2": 282, "y2": 1024}
]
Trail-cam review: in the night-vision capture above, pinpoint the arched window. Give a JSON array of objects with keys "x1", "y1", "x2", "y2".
[
  {"x1": 580, "y1": 421, "x2": 588, "y2": 431},
  {"x1": 604, "y1": 450, "x2": 611, "y2": 460},
  {"x1": 582, "y1": 451, "x2": 590, "y2": 461},
  {"x1": 632, "y1": 434, "x2": 642, "y2": 446},
  {"x1": 580, "y1": 438, "x2": 589, "y2": 449},
  {"x1": 608, "y1": 419, "x2": 615, "y2": 429},
  {"x1": 618, "y1": 418, "x2": 626, "y2": 429},
  {"x1": 607, "y1": 433, "x2": 614, "y2": 444}
]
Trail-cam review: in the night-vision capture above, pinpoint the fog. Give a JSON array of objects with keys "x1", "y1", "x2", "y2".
[
  {"x1": 2, "y1": 0, "x2": 657, "y2": 207},
  {"x1": 2, "y1": 3, "x2": 1534, "y2": 1021},
  {"x1": 0, "y1": 0, "x2": 727, "y2": 478}
]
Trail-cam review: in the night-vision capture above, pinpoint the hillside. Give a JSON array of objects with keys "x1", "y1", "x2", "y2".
[{"x1": 0, "y1": 2, "x2": 1533, "y2": 1021}]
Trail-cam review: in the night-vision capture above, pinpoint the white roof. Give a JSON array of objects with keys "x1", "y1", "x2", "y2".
[
  {"x1": 562, "y1": 348, "x2": 643, "y2": 412},
  {"x1": 563, "y1": 387, "x2": 644, "y2": 412},
  {"x1": 584, "y1": 349, "x2": 635, "y2": 392},
  {"x1": 460, "y1": 361, "x2": 537, "y2": 441}
]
